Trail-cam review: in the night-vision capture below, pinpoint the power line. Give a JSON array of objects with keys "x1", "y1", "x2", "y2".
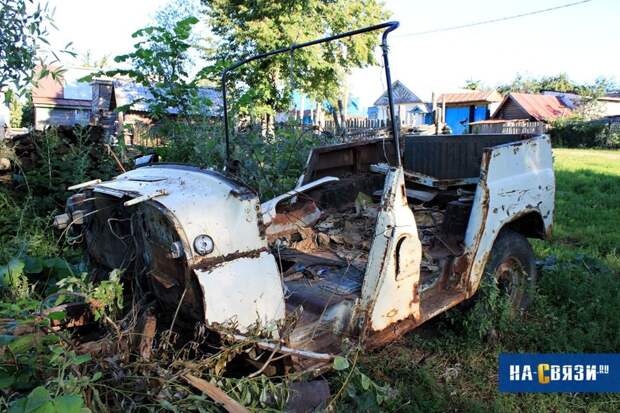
[{"x1": 395, "y1": 0, "x2": 592, "y2": 38}]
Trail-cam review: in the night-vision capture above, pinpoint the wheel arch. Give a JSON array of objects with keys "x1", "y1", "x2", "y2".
[{"x1": 503, "y1": 209, "x2": 547, "y2": 240}]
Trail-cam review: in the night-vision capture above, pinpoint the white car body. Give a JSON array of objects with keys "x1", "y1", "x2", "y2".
[{"x1": 60, "y1": 133, "x2": 554, "y2": 360}]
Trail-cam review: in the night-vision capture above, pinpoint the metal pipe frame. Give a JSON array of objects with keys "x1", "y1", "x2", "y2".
[{"x1": 221, "y1": 21, "x2": 401, "y2": 168}]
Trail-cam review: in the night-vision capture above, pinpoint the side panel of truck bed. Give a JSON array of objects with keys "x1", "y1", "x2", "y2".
[{"x1": 463, "y1": 135, "x2": 555, "y2": 293}]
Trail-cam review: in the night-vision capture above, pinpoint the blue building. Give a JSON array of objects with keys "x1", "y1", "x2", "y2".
[{"x1": 436, "y1": 90, "x2": 502, "y2": 134}]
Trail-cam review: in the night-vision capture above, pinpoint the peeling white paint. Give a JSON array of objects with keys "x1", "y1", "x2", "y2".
[
  {"x1": 361, "y1": 167, "x2": 422, "y2": 331},
  {"x1": 195, "y1": 251, "x2": 285, "y2": 334},
  {"x1": 464, "y1": 135, "x2": 555, "y2": 291}
]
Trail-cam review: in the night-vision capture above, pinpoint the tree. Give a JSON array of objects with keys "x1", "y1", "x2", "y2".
[
  {"x1": 8, "y1": 93, "x2": 23, "y2": 127},
  {"x1": 153, "y1": 0, "x2": 213, "y2": 80},
  {"x1": 201, "y1": 0, "x2": 389, "y2": 122},
  {"x1": 497, "y1": 73, "x2": 595, "y2": 95},
  {"x1": 95, "y1": 17, "x2": 204, "y2": 119},
  {"x1": 464, "y1": 79, "x2": 482, "y2": 90},
  {"x1": 80, "y1": 50, "x2": 111, "y2": 69},
  {"x1": 0, "y1": 0, "x2": 73, "y2": 96}
]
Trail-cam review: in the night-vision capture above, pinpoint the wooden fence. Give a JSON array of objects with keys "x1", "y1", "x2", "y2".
[
  {"x1": 322, "y1": 118, "x2": 387, "y2": 142},
  {"x1": 323, "y1": 118, "x2": 386, "y2": 131}
]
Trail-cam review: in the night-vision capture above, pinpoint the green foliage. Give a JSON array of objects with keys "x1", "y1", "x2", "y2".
[
  {"x1": 151, "y1": 119, "x2": 337, "y2": 198},
  {"x1": 7, "y1": 386, "x2": 89, "y2": 413},
  {"x1": 0, "y1": 0, "x2": 74, "y2": 95},
  {"x1": 8, "y1": 93, "x2": 23, "y2": 128},
  {"x1": 497, "y1": 72, "x2": 617, "y2": 98},
  {"x1": 463, "y1": 79, "x2": 482, "y2": 90},
  {"x1": 203, "y1": 0, "x2": 389, "y2": 117},
  {"x1": 0, "y1": 257, "x2": 31, "y2": 299},
  {"x1": 331, "y1": 349, "x2": 392, "y2": 411},
  {"x1": 79, "y1": 49, "x2": 110, "y2": 69},
  {"x1": 0, "y1": 189, "x2": 62, "y2": 263},
  {"x1": 0, "y1": 255, "x2": 110, "y2": 411},
  {"x1": 57, "y1": 270, "x2": 123, "y2": 322},
  {"x1": 445, "y1": 278, "x2": 514, "y2": 342},
  {"x1": 0, "y1": 254, "x2": 75, "y2": 301},
  {"x1": 550, "y1": 117, "x2": 620, "y2": 149},
  {"x1": 231, "y1": 125, "x2": 337, "y2": 198},
  {"x1": 91, "y1": 17, "x2": 206, "y2": 119},
  {"x1": 19, "y1": 92, "x2": 33, "y2": 128},
  {"x1": 15, "y1": 127, "x2": 117, "y2": 214}
]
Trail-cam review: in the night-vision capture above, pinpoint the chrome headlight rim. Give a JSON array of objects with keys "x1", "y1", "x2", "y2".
[{"x1": 193, "y1": 234, "x2": 214, "y2": 256}]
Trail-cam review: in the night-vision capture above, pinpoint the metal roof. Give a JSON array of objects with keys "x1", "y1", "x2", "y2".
[
  {"x1": 436, "y1": 90, "x2": 502, "y2": 105},
  {"x1": 374, "y1": 80, "x2": 422, "y2": 106},
  {"x1": 407, "y1": 102, "x2": 432, "y2": 114},
  {"x1": 113, "y1": 79, "x2": 222, "y2": 115},
  {"x1": 495, "y1": 93, "x2": 572, "y2": 122}
]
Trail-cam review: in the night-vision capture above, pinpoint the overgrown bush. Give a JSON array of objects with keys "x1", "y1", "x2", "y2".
[
  {"x1": 0, "y1": 126, "x2": 120, "y2": 263},
  {"x1": 150, "y1": 119, "x2": 338, "y2": 198},
  {"x1": 13, "y1": 126, "x2": 119, "y2": 214},
  {"x1": 550, "y1": 117, "x2": 620, "y2": 149}
]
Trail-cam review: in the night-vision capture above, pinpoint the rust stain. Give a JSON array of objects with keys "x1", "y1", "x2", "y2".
[{"x1": 193, "y1": 248, "x2": 267, "y2": 271}]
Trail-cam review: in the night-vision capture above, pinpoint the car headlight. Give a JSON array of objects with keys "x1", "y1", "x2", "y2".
[{"x1": 193, "y1": 234, "x2": 214, "y2": 256}]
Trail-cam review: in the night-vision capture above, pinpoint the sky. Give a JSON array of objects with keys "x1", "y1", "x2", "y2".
[{"x1": 47, "y1": 0, "x2": 620, "y2": 109}]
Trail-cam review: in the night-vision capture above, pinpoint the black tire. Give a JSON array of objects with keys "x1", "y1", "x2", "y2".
[{"x1": 483, "y1": 229, "x2": 537, "y2": 311}]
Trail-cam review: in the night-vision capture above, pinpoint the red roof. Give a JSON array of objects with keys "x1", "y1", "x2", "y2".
[
  {"x1": 437, "y1": 90, "x2": 502, "y2": 105},
  {"x1": 497, "y1": 93, "x2": 572, "y2": 121},
  {"x1": 32, "y1": 65, "x2": 91, "y2": 108}
]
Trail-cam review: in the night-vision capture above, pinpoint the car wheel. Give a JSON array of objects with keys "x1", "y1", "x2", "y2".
[{"x1": 484, "y1": 229, "x2": 537, "y2": 311}]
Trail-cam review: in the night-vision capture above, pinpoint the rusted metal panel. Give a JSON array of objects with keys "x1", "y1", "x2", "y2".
[
  {"x1": 463, "y1": 135, "x2": 555, "y2": 293},
  {"x1": 361, "y1": 167, "x2": 422, "y2": 331},
  {"x1": 84, "y1": 164, "x2": 286, "y2": 335},
  {"x1": 301, "y1": 138, "x2": 397, "y2": 184}
]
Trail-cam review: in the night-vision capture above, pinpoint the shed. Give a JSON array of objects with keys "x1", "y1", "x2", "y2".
[
  {"x1": 31, "y1": 66, "x2": 93, "y2": 130},
  {"x1": 90, "y1": 77, "x2": 222, "y2": 142},
  {"x1": 492, "y1": 93, "x2": 572, "y2": 122},
  {"x1": 436, "y1": 90, "x2": 502, "y2": 134}
]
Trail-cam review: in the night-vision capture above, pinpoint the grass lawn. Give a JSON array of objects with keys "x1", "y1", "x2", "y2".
[
  {"x1": 537, "y1": 148, "x2": 620, "y2": 272},
  {"x1": 354, "y1": 148, "x2": 620, "y2": 412}
]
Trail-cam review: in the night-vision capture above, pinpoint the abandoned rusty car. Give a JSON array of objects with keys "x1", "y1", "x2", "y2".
[
  {"x1": 55, "y1": 133, "x2": 555, "y2": 369},
  {"x1": 53, "y1": 21, "x2": 554, "y2": 372}
]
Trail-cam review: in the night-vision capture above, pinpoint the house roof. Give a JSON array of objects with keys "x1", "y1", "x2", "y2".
[
  {"x1": 407, "y1": 102, "x2": 433, "y2": 114},
  {"x1": 436, "y1": 90, "x2": 502, "y2": 105},
  {"x1": 113, "y1": 78, "x2": 222, "y2": 115},
  {"x1": 374, "y1": 80, "x2": 422, "y2": 106},
  {"x1": 32, "y1": 66, "x2": 94, "y2": 108},
  {"x1": 494, "y1": 93, "x2": 572, "y2": 122},
  {"x1": 32, "y1": 96, "x2": 91, "y2": 108}
]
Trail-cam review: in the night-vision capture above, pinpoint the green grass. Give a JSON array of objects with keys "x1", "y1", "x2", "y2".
[
  {"x1": 356, "y1": 148, "x2": 620, "y2": 413},
  {"x1": 536, "y1": 148, "x2": 620, "y2": 272}
]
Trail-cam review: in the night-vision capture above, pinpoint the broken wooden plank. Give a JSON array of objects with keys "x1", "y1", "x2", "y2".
[
  {"x1": 183, "y1": 374, "x2": 249, "y2": 413},
  {"x1": 138, "y1": 309, "x2": 157, "y2": 361}
]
